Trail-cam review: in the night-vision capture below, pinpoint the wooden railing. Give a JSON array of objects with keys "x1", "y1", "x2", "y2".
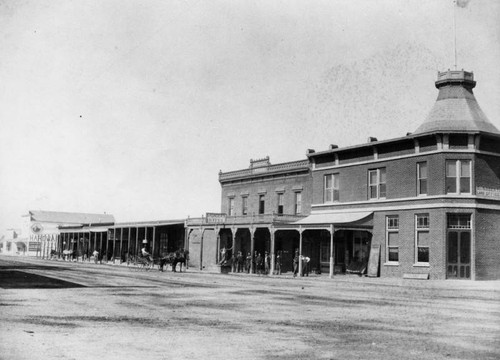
[
  {"x1": 185, "y1": 212, "x2": 306, "y2": 226},
  {"x1": 437, "y1": 70, "x2": 474, "y2": 82}
]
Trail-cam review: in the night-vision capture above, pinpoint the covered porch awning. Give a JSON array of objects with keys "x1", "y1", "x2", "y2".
[
  {"x1": 293, "y1": 211, "x2": 373, "y2": 226},
  {"x1": 59, "y1": 226, "x2": 110, "y2": 233}
]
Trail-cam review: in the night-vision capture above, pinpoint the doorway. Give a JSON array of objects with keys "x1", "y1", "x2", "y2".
[
  {"x1": 447, "y1": 231, "x2": 471, "y2": 279},
  {"x1": 447, "y1": 214, "x2": 471, "y2": 279}
]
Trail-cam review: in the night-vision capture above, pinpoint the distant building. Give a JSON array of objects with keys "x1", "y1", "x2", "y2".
[
  {"x1": 0, "y1": 229, "x2": 27, "y2": 256},
  {"x1": 25, "y1": 210, "x2": 115, "y2": 258},
  {"x1": 187, "y1": 70, "x2": 500, "y2": 280},
  {"x1": 101, "y1": 219, "x2": 185, "y2": 264}
]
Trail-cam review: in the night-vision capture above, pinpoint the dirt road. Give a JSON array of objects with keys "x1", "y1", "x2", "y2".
[{"x1": 0, "y1": 256, "x2": 499, "y2": 360}]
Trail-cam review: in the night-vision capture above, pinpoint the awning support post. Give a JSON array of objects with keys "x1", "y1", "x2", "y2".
[
  {"x1": 199, "y1": 228, "x2": 205, "y2": 271},
  {"x1": 127, "y1": 227, "x2": 131, "y2": 264},
  {"x1": 250, "y1": 227, "x2": 255, "y2": 274},
  {"x1": 329, "y1": 224, "x2": 335, "y2": 278},
  {"x1": 113, "y1": 228, "x2": 116, "y2": 262},
  {"x1": 270, "y1": 227, "x2": 275, "y2": 276},
  {"x1": 120, "y1": 227, "x2": 124, "y2": 263},
  {"x1": 135, "y1": 227, "x2": 139, "y2": 256},
  {"x1": 298, "y1": 226, "x2": 303, "y2": 276},
  {"x1": 152, "y1": 226, "x2": 156, "y2": 260}
]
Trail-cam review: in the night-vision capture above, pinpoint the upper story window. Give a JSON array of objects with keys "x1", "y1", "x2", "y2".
[
  {"x1": 277, "y1": 193, "x2": 284, "y2": 214},
  {"x1": 446, "y1": 160, "x2": 471, "y2": 194},
  {"x1": 228, "y1": 197, "x2": 235, "y2": 216},
  {"x1": 369, "y1": 168, "x2": 386, "y2": 199},
  {"x1": 324, "y1": 174, "x2": 339, "y2": 202},
  {"x1": 417, "y1": 162, "x2": 428, "y2": 196},
  {"x1": 242, "y1": 196, "x2": 248, "y2": 215},
  {"x1": 449, "y1": 134, "x2": 469, "y2": 149},
  {"x1": 295, "y1": 192, "x2": 302, "y2": 215},
  {"x1": 386, "y1": 215, "x2": 399, "y2": 263},
  {"x1": 258, "y1": 195, "x2": 265, "y2": 214}
]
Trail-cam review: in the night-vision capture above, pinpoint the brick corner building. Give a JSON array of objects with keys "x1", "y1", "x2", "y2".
[{"x1": 187, "y1": 69, "x2": 500, "y2": 280}]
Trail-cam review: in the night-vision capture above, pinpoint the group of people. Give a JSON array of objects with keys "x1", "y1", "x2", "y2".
[
  {"x1": 220, "y1": 249, "x2": 289, "y2": 276},
  {"x1": 293, "y1": 250, "x2": 311, "y2": 277}
]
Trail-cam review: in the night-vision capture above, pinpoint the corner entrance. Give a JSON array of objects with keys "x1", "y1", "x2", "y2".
[{"x1": 447, "y1": 214, "x2": 471, "y2": 279}]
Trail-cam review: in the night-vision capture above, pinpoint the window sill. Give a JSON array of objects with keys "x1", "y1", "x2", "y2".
[
  {"x1": 383, "y1": 262, "x2": 399, "y2": 266},
  {"x1": 413, "y1": 263, "x2": 430, "y2": 267}
]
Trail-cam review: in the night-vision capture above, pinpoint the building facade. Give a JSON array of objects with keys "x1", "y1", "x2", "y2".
[
  {"x1": 57, "y1": 218, "x2": 185, "y2": 264},
  {"x1": 186, "y1": 157, "x2": 312, "y2": 273},
  {"x1": 24, "y1": 210, "x2": 115, "y2": 258},
  {"x1": 187, "y1": 70, "x2": 500, "y2": 280}
]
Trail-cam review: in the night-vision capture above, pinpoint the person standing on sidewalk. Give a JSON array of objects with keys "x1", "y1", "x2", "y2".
[
  {"x1": 237, "y1": 251, "x2": 244, "y2": 273},
  {"x1": 256, "y1": 253, "x2": 263, "y2": 275},
  {"x1": 275, "y1": 251, "x2": 282, "y2": 275},
  {"x1": 231, "y1": 252, "x2": 237, "y2": 273},
  {"x1": 264, "y1": 251, "x2": 270, "y2": 275},
  {"x1": 293, "y1": 250, "x2": 299, "y2": 277},
  {"x1": 92, "y1": 249, "x2": 99, "y2": 264},
  {"x1": 245, "y1": 252, "x2": 252, "y2": 273}
]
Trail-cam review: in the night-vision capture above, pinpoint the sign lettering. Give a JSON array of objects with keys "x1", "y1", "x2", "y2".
[
  {"x1": 476, "y1": 186, "x2": 500, "y2": 199},
  {"x1": 205, "y1": 213, "x2": 226, "y2": 224},
  {"x1": 30, "y1": 234, "x2": 57, "y2": 242}
]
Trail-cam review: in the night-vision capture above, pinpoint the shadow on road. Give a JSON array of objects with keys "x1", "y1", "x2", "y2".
[{"x1": 0, "y1": 270, "x2": 86, "y2": 289}]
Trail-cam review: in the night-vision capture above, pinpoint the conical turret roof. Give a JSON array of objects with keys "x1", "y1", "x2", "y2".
[{"x1": 414, "y1": 70, "x2": 499, "y2": 135}]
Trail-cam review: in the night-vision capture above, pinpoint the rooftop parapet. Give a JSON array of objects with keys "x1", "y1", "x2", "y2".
[
  {"x1": 219, "y1": 158, "x2": 309, "y2": 182},
  {"x1": 435, "y1": 70, "x2": 475, "y2": 88}
]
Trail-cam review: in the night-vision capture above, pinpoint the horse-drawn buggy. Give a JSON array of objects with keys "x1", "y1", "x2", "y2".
[{"x1": 128, "y1": 249, "x2": 189, "y2": 272}]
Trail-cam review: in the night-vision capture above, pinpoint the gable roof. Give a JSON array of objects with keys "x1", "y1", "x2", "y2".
[{"x1": 29, "y1": 210, "x2": 115, "y2": 226}]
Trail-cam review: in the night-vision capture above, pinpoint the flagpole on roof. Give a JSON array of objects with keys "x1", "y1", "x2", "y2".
[{"x1": 453, "y1": 0, "x2": 458, "y2": 70}]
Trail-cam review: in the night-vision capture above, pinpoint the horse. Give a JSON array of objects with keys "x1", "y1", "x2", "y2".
[
  {"x1": 62, "y1": 249, "x2": 74, "y2": 261},
  {"x1": 158, "y1": 249, "x2": 189, "y2": 272},
  {"x1": 50, "y1": 249, "x2": 59, "y2": 260},
  {"x1": 172, "y1": 249, "x2": 189, "y2": 272},
  {"x1": 158, "y1": 252, "x2": 175, "y2": 272}
]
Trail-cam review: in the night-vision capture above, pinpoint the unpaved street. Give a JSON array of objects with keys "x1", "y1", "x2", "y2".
[{"x1": 0, "y1": 256, "x2": 499, "y2": 360}]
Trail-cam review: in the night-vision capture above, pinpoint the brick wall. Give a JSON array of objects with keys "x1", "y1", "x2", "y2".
[
  {"x1": 220, "y1": 173, "x2": 312, "y2": 216},
  {"x1": 373, "y1": 209, "x2": 447, "y2": 279},
  {"x1": 475, "y1": 154, "x2": 500, "y2": 190},
  {"x1": 311, "y1": 152, "x2": 480, "y2": 205},
  {"x1": 475, "y1": 209, "x2": 500, "y2": 280}
]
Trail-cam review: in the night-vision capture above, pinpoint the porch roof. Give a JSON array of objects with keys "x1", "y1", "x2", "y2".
[
  {"x1": 293, "y1": 211, "x2": 373, "y2": 226},
  {"x1": 59, "y1": 226, "x2": 110, "y2": 233}
]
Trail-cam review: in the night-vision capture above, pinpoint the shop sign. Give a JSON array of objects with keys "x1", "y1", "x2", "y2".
[
  {"x1": 29, "y1": 242, "x2": 41, "y2": 252},
  {"x1": 367, "y1": 244, "x2": 380, "y2": 277},
  {"x1": 30, "y1": 233, "x2": 57, "y2": 242},
  {"x1": 476, "y1": 186, "x2": 500, "y2": 199},
  {"x1": 31, "y1": 223, "x2": 43, "y2": 234},
  {"x1": 205, "y1": 213, "x2": 226, "y2": 224}
]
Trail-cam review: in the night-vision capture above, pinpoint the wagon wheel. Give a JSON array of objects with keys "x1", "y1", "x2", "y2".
[{"x1": 127, "y1": 256, "x2": 137, "y2": 271}]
